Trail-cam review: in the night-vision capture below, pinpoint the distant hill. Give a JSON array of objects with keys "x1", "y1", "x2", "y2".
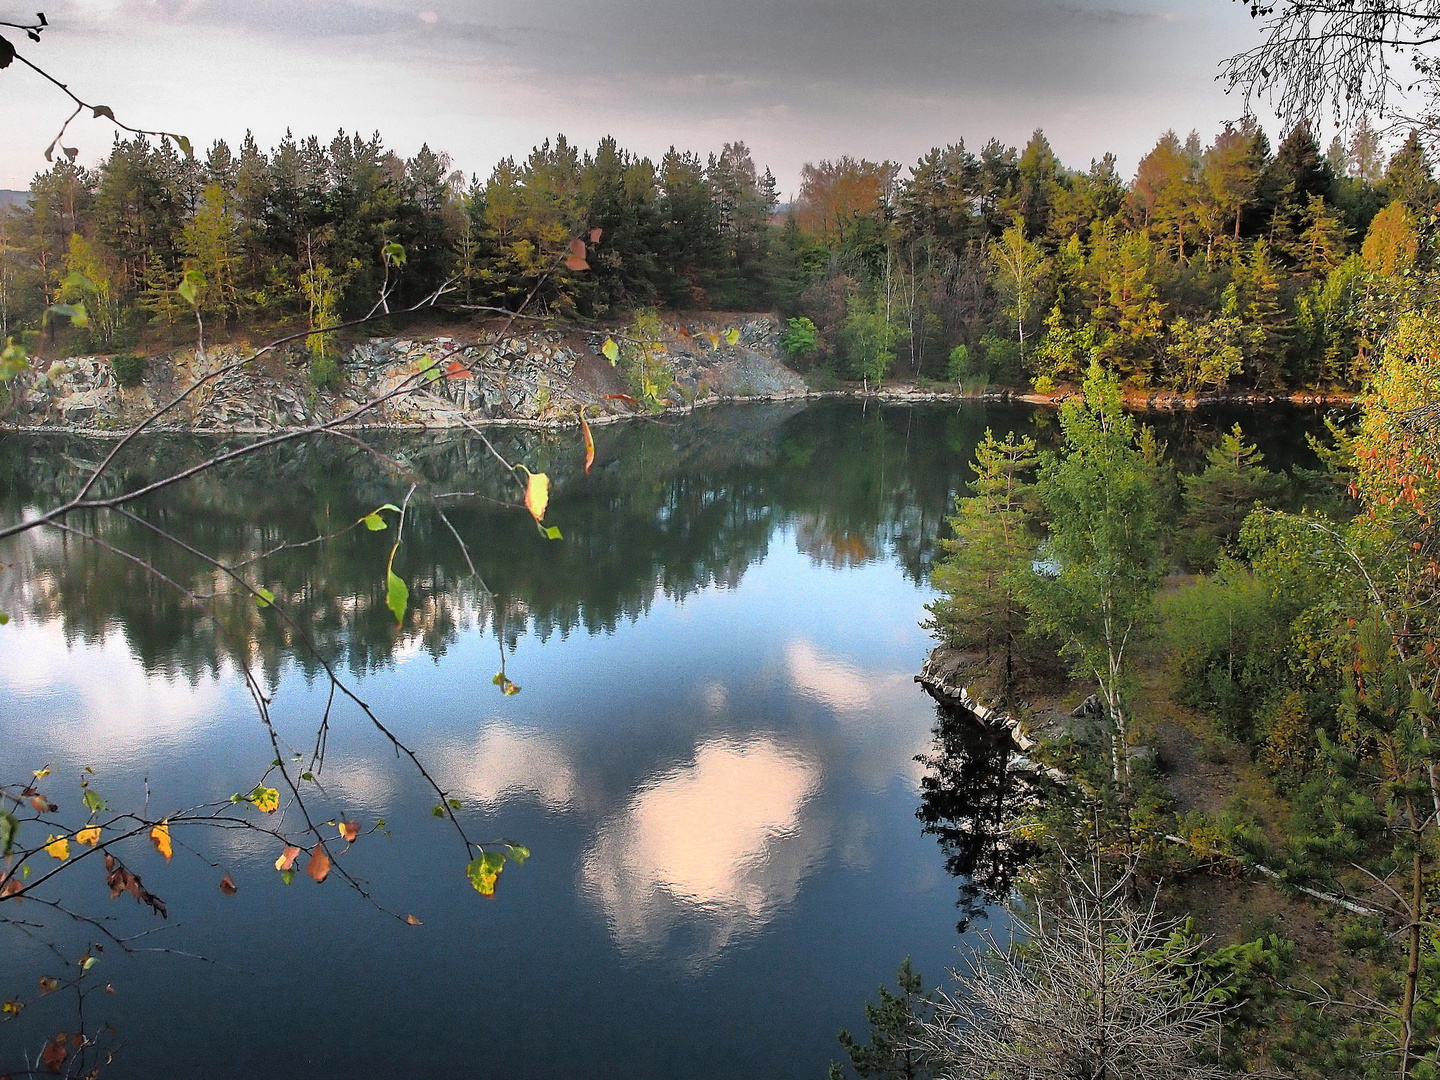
[{"x1": 0, "y1": 190, "x2": 28, "y2": 213}]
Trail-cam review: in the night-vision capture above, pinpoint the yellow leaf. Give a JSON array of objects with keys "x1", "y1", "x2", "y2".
[
  {"x1": 248, "y1": 786, "x2": 280, "y2": 814},
  {"x1": 601, "y1": 337, "x2": 620, "y2": 364},
  {"x1": 1, "y1": 998, "x2": 22, "y2": 1015},
  {"x1": 76, "y1": 826, "x2": 101, "y2": 847},
  {"x1": 32, "y1": 767, "x2": 51, "y2": 780},
  {"x1": 38, "y1": 976, "x2": 59, "y2": 994},
  {"x1": 150, "y1": 821, "x2": 172, "y2": 861},
  {"x1": 724, "y1": 327, "x2": 740, "y2": 346},
  {"x1": 406, "y1": 914, "x2": 423, "y2": 926},
  {"x1": 43, "y1": 835, "x2": 69, "y2": 860},
  {"x1": 704, "y1": 331, "x2": 720, "y2": 348},
  {"x1": 524, "y1": 471, "x2": 550, "y2": 522}
]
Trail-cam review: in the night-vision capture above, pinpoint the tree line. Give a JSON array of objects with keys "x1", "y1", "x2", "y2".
[{"x1": 1, "y1": 120, "x2": 1435, "y2": 393}]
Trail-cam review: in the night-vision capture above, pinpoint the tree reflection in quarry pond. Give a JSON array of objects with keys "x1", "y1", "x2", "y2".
[{"x1": 0, "y1": 401, "x2": 1333, "y2": 1079}]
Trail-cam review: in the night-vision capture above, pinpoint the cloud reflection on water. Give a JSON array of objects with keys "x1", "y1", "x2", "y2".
[
  {"x1": 0, "y1": 621, "x2": 225, "y2": 760},
  {"x1": 581, "y1": 736, "x2": 826, "y2": 971},
  {"x1": 438, "y1": 721, "x2": 582, "y2": 813},
  {"x1": 784, "y1": 637, "x2": 930, "y2": 794}
]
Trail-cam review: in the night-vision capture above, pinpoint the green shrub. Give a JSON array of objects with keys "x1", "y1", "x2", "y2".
[
  {"x1": 780, "y1": 316, "x2": 819, "y2": 360},
  {"x1": 804, "y1": 365, "x2": 839, "y2": 392},
  {"x1": 945, "y1": 343, "x2": 971, "y2": 382},
  {"x1": 308, "y1": 353, "x2": 341, "y2": 391},
  {"x1": 110, "y1": 353, "x2": 146, "y2": 388},
  {"x1": 978, "y1": 333, "x2": 1022, "y2": 385}
]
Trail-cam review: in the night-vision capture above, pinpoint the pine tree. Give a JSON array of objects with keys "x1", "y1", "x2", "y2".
[
  {"x1": 1180, "y1": 424, "x2": 1286, "y2": 569},
  {"x1": 926, "y1": 429, "x2": 1038, "y2": 695},
  {"x1": 830, "y1": 959, "x2": 936, "y2": 1080}
]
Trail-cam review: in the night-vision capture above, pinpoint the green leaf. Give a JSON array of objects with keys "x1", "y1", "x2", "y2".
[
  {"x1": 0, "y1": 811, "x2": 17, "y2": 858},
  {"x1": 543, "y1": 525, "x2": 563, "y2": 541},
  {"x1": 432, "y1": 804, "x2": 445, "y2": 818},
  {"x1": 447, "y1": 799, "x2": 462, "y2": 810},
  {"x1": 601, "y1": 337, "x2": 619, "y2": 364},
  {"x1": 81, "y1": 955, "x2": 98, "y2": 971},
  {"x1": 48, "y1": 302, "x2": 88, "y2": 328},
  {"x1": 0, "y1": 339, "x2": 29, "y2": 382},
  {"x1": 382, "y1": 242, "x2": 407, "y2": 267},
  {"x1": 280, "y1": 869, "x2": 294, "y2": 885},
  {"x1": 502, "y1": 841, "x2": 531, "y2": 866},
  {"x1": 81, "y1": 789, "x2": 107, "y2": 814},
  {"x1": 0, "y1": 610, "x2": 9, "y2": 626},
  {"x1": 91, "y1": 105, "x2": 115, "y2": 121},
  {"x1": 385, "y1": 570, "x2": 408, "y2": 625},
  {"x1": 724, "y1": 327, "x2": 740, "y2": 346},
  {"x1": 465, "y1": 851, "x2": 508, "y2": 897},
  {"x1": 178, "y1": 269, "x2": 206, "y2": 306},
  {"x1": 175, "y1": 135, "x2": 193, "y2": 157},
  {"x1": 362, "y1": 513, "x2": 387, "y2": 531},
  {"x1": 255, "y1": 587, "x2": 275, "y2": 609},
  {"x1": 61, "y1": 271, "x2": 96, "y2": 295}
]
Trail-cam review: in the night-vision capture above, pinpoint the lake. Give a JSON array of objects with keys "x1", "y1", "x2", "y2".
[{"x1": 0, "y1": 400, "x2": 1336, "y2": 1078}]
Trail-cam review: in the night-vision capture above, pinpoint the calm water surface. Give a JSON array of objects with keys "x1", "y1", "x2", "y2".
[{"x1": 0, "y1": 401, "x2": 1335, "y2": 1078}]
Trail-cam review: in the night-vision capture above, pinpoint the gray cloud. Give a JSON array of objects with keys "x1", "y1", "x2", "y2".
[{"x1": 1, "y1": 0, "x2": 1268, "y2": 192}]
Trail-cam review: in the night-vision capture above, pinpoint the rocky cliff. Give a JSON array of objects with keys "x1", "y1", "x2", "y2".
[{"x1": 3, "y1": 314, "x2": 807, "y2": 433}]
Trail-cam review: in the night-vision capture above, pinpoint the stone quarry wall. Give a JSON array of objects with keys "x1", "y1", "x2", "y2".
[{"x1": 3, "y1": 314, "x2": 806, "y2": 433}]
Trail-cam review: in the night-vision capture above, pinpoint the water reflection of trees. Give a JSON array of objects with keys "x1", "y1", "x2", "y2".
[
  {"x1": 0, "y1": 404, "x2": 1001, "y2": 679},
  {"x1": 0, "y1": 401, "x2": 1332, "y2": 680},
  {"x1": 916, "y1": 703, "x2": 1044, "y2": 933}
]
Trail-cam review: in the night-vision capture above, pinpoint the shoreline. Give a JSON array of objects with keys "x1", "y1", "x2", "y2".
[{"x1": 0, "y1": 383, "x2": 1358, "y2": 439}]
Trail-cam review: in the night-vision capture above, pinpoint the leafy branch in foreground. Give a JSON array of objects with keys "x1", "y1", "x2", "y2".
[
  {"x1": 0, "y1": 228, "x2": 605, "y2": 1076},
  {"x1": 1223, "y1": 0, "x2": 1440, "y2": 135},
  {"x1": 0, "y1": 10, "x2": 192, "y2": 164}
]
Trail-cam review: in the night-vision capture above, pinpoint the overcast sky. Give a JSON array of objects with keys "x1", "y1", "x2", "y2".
[{"x1": 0, "y1": 0, "x2": 1283, "y2": 195}]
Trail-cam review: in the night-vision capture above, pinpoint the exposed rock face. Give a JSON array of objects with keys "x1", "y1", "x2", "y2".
[{"x1": 4, "y1": 314, "x2": 806, "y2": 433}]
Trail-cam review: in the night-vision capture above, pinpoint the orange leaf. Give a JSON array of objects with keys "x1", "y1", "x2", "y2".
[
  {"x1": 564, "y1": 254, "x2": 589, "y2": 271},
  {"x1": 589, "y1": 227, "x2": 603, "y2": 244},
  {"x1": 580, "y1": 414, "x2": 595, "y2": 474},
  {"x1": 1, "y1": 875, "x2": 22, "y2": 898},
  {"x1": 444, "y1": 360, "x2": 469, "y2": 379},
  {"x1": 603, "y1": 393, "x2": 637, "y2": 406},
  {"x1": 306, "y1": 845, "x2": 331, "y2": 884},
  {"x1": 274, "y1": 845, "x2": 301, "y2": 871},
  {"x1": 524, "y1": 471, "x2": 550, "y2": 522},
  {"x1": 149, "y1": 821, "x2": 172, "y2": 861},
  {"x1": 568, "y1": 238, "x2": 586, "y2": 257},
  {"x1": 406, "y1": 913, "x2": 423, "y2": 925},
  {"x1": 219, "y1": 873, "x2": 237, "y2": 896},
  {"x1": 338, "y1": 820, "x2": 360, "y2": 844}
]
